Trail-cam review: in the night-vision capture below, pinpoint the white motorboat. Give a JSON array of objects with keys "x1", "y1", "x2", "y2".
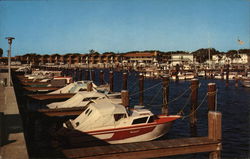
[
  {"x1": 171, "y1": 72, "x2": 194, "y2": 80},
  {"x1": 63, "y1": 98, "x2": 181, "y2": 144},
  {"x1": 47, "y1": 91, "x2": 121, "y2": 109},
  {"x1": 48, "y1": 81, "x2": 98, "y2": 94}
]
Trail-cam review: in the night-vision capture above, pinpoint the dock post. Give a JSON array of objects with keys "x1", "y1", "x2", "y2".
[
  {"x1": 121, "y1": 90, "x2": 129, "y2": 108},
  {"x1": 0, "y1": 112, "x2": 6, "y2": 146},
  {"x1": 176, "y1": 64, "x2": 180, "y2": 82},
  {"x1": 139, "y1": 73, "x2": 144, "y2": 106},
  {"x1": 79, "y1": 69, "x2": 83, "y2": 81},
  {"x1": 208, "y1": 111, "x2": 222, "y2": 159},
  {"x1": 122, "y1": 72, "x2": 128, "y2": 90},
  {"x1": 190, "y1": 78, "x2": 199, "y2": 136},
  {"x1": 235, "y1": 72, "x2": 238, "y2": 88},
  {"x1": 109, "y1": 71, "x2": 114, "y2": 92},
  {"x1": 85, "y1": 70, "x2": 89, "y2": 80},
  {"x1": 74, "y1": 68, "x2": 78, "y2": 81},
  {"x1": 221, "y1": 68, "x2": 224, "y2": 80},
  {"x1": 91, "y1": 70, "x2": 95, "y2": 81},
  {"x1": 205, "y1": 69, "x2": 207, "y2": 79},
  {"x1": 208, "y1": 83, "x2": 216, "y2": 111},
  {"x1": 87, "y1": 82, "x2": 93, "y2": 91},
  {"x1": 226, "y1": 64, "x2": 229, "y2": 87},
  {"x1": 99, "y1": 70, "x2": 104, "y2": 85},
  {"x1": 162, "y1": 76, "x2": 169, "y2": 115},
  {"x1": 245, "y1": 67, "x2": 248, "y2": 76}
]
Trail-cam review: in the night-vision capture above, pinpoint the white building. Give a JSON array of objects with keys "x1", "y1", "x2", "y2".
[
  {"x1": 212, "y1": 54, "x2": 248, "y2": 65},
  {"x1": 231, "y1": 54, "x2": 248, "y2": 64},
  {"x1": 170, "y1": 54, "x2": 193, "y2": 66},
  {"x1": 212, "y1": 55, "x2": 231, "y2": 65}
]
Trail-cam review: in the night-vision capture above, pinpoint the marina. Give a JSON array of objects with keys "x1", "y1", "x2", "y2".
[
  {"x1": 0, "y1": 1, "x2": 249, "y2": 158},
  {"x1": 1, "y1": 66, "x2": 249, "y2": 158}
]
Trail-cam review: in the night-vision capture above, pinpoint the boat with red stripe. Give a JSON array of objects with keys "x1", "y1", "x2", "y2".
[{"x1": 63, "y1": 98, "x2": 181, "y2": 144}]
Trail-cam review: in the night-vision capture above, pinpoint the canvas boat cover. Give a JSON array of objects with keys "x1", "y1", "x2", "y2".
[
  {"x1": 49, "y1": 81, "x2": 97, "y2": 94},
  {"x1": 47, "y1": 91, "x2": 107, "y2": 109},
  {"x1": 69, "y1": 98, "x2": 128, "y2": 131}
]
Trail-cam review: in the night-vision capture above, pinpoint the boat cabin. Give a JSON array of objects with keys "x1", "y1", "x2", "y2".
[{"x1": 64, "y1": 98, "x2": 157, "y2": 132}]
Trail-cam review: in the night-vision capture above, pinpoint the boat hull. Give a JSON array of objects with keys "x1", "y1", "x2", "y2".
[
  {"x1": 85, "y1": 117, "x2": 177, "y2": 144},
  {"x1": 105, "y1": 122, "x2": 172, "y2": 144}
]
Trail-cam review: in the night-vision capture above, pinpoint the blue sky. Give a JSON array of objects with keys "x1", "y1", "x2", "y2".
[{"x1": 0, "y1": 0, "x2": 249, "y2": 56}]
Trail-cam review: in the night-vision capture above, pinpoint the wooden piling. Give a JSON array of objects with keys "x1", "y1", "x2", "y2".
[
  {"x1": 79, "y1": 69, "x2": 83, "y2": 81},
  {"x1": 221, "y1": 68, "x2": 224, "y2": 80},
  {"x1": 85, "y1": 70, "x2": 89, "y2": 80},
  {"x1": 208, "y1": 83, "x2": 216, "y2": 111},
  {"x1": 99, "y1": 70, "x2": 104, "y2": 85},
  {"x1": 208, "y1": 111, "x2": 222, "y2": 159},
  {"x1": 190, "y1": 78, "x2": 199, "y2": 136},
  {"x1": 121, "y1": 90, "x2": 129, "y2": 108},
  {"x1": 109, "y1": 71, "x2": 114, "y2": 92},
  {"x1": 162, "y1": 76, "x2": 169, "y2": 115},
  {"x1": 235, "y1": 72, "x2": 238, "y2": 88},
  {"x1": 205, "y1": 69, "x2": 207, "y2": 79},
  {"x1": 91, "y1": 70, "x2": 95, "y2": 81},
  {"x1": 176, "y1": 64, "x2": 180, "y2": 82},
  {"x1": 122, "y1": 72, "x2": 128, "y2": 90},
  {"x1": 226, "y1": 64, "x2": 229, "y2": 87},
  {"x1": 0, "y1": 112, "x2": 6, "y2": 146},
  {"x1": 139, "y1": 73, "x2": 144, "y2": 106},
  {"x1": 87, "y1": 82, "x2": 93, "y2": 92}
]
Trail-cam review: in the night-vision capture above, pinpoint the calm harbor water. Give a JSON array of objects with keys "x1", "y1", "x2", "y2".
[{"x1": 14, "y1": 70, "x2": 250, "y2": 159}]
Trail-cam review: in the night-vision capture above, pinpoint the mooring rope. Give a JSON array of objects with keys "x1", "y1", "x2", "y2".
[
  {"x1": 181, "y1": 92, "x2": 208, "y2": 119},
  {"x1": 127, "y1": 78, "x2": 138, "y2": 94},
  {"x1": 129, "y1": 82, "x2": 162, "y2": 97},
  {"x1": 147, "y1": 86, "x2": 162, "y2": 106},
  {"x1": 176, "y1": 90, "x2": 193, "y2": 115},
  {"x1": 168, "y1": 86, "x2": 191, "y2": 104}
]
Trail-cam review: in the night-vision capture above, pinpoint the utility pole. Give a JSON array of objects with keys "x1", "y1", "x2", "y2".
[{"x1": 5, "y1": 37, "x2": 15, "y2": 86}]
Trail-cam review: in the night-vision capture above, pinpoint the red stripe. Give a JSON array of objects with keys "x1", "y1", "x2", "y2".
[
  {"x1": 86, "y1": 115, "x2": 180, "y2": 134},
  {"x1": 106, "y1": 125, "x2": 156, "y2": 141}
]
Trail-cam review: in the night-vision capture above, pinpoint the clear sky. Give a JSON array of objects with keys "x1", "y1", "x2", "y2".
[{"x1": 0, "y1": 0, "x2": 249, "y2": 56}]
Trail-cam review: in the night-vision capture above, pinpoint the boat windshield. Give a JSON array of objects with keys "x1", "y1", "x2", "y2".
[
  {"x1": 82, "y1": 97, "x2": 99, "y2": 101},
  {"x1": 114, "y1": 113, "x2": 127, "y2": 121},
  {"x1": 132, "y1": 117, "x2": 148, "y2": 125}
]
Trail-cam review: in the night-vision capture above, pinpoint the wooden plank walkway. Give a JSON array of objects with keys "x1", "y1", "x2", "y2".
[{"x1": 62, "y1": 137, "x2": 221, "y2": 159}]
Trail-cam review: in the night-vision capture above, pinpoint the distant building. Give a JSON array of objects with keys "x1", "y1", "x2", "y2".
[
  {"x1": 212, "y1": 53, "x2": 248, "y2": 65},
  {"x1": 122, "y1": 51, "x2": 159, "y2": 65},
  {"x1": 169, "y1": 54, "x2": 193, "y2": 66},
  {"x1": 231, "y1": 54, "x2": 248, "y2": 64}
]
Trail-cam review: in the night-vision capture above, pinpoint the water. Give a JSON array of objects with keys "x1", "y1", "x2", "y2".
[{"x1": 13, "y1": 70, "x2": 250, "y2": 158}]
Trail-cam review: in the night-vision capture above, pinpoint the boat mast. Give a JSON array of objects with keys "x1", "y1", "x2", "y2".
[{"x1": 208, "y1": 32, "x2": 211, "y2": 69}]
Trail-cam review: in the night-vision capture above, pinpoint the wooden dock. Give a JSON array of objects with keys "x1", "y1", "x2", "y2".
[{"x1": 63, "y1": 137, "x2": 221, "y2": 159}]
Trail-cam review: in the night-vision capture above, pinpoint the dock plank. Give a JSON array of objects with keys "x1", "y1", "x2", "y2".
[{"x1": 62, "y1": 137, "x2": 221, "y2": 159}]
